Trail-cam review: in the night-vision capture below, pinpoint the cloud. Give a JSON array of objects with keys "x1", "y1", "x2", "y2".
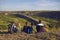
[
  {"x1": 0, "y1": 0, "x2": 60, "y2": 11},
  {"x1": 33, "y1": 0, "x2": 60, "y2": 10}
]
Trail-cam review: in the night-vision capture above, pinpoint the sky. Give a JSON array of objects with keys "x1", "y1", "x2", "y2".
[{"x1": 0, "y1": 0, "x2": 60, "y2": 11}]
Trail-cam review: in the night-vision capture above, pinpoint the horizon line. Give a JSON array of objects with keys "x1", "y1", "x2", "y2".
[{"x1": 0, "y1": 10, "x2": 60, "y2": 11}]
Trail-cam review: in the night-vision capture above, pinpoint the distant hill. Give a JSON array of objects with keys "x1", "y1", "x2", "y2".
[
  {"x1": 32, "y1": 11, "x2": 60, "y2": 21},
  {"x1": 0, "y1": 11, "x2": 60, "y2": 20}
]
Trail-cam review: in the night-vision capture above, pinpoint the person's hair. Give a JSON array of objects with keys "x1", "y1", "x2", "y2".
[
  {"x1": 39, "y1": 19, "x2": 41, "y2": 23},
  {"x1": 25, "y1": 22, "x2": 28, "y2": 25},
  {"x1": 31, "y1": 22, "x2": 34, "y2": 26}
]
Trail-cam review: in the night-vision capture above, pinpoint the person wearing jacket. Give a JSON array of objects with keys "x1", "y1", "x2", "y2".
[{"x1": 36, "y1": 20, "x2": 44, "y2": 32}]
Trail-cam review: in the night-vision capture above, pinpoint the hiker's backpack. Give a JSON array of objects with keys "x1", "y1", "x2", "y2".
[{"x1": 13, "y1": 26, "x2": 18, "y2": 33}]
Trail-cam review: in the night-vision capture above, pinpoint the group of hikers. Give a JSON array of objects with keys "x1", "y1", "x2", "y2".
[{"x1": 8, "y1": 20, "x2": 47, "y2": 34}]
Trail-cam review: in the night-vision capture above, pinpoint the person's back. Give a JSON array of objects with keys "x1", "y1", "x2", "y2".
[
  {"x1": 36, "y1": 20, "x2": 44, "y2": 32},
  {"x1": 8, "y1": 22, "x2": 14, "y2": 33},
  {"x1": 23, "y1": 25, "x2": 28, "y2": 32},
  {"x1": 23, "y1": 22, "x2": 28, "y2": 33},
  {"x1": 8, "y1": 23, "x2": 12, "y2": 32},
  {"x1": 13, "y1": 25, "x2": 18, "y2": 33},
  {"x1": 26, "y1": 26, "x2": 33, "y2": 34},
  {"x1": 26, "y1": 22, "x2": 33, "y2": 34},
  {"x1": 36, "y1": 23, "x2": 44, "y2": 32}
]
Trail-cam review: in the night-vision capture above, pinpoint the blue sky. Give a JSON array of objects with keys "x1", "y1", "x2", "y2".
[{"x1": 0, "y1": 0, "x2": 60, "y2": 11}]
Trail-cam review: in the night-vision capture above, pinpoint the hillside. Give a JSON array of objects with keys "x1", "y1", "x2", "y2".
[
  {"x1": 30, "y1": 11, "x2": 60, "y2": 21},
  {"x1": 0, "y1": 11, "x2": 60, "y2": 40},
  {"x1": 0, "y1": 14, "x2": 28, "y2": 30},
  {"x1": 0, "y1": 11, "x2": 60, "y2": 31},
  {"x1": 25, "y1": 11, "x2": 60, "y2": 28}
]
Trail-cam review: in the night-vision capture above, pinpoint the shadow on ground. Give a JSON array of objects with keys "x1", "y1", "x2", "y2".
[
  {"x1": 13, "y1": 14, "x2": 38, "y2": 25},
  {"x1": 0, "y1": 31, "x2": 9, "y2": 34}
]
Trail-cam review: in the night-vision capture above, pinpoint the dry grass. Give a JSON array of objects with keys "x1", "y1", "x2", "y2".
[{"x1": 0, "y1": 30, "x2": 60, "y2": 40}]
